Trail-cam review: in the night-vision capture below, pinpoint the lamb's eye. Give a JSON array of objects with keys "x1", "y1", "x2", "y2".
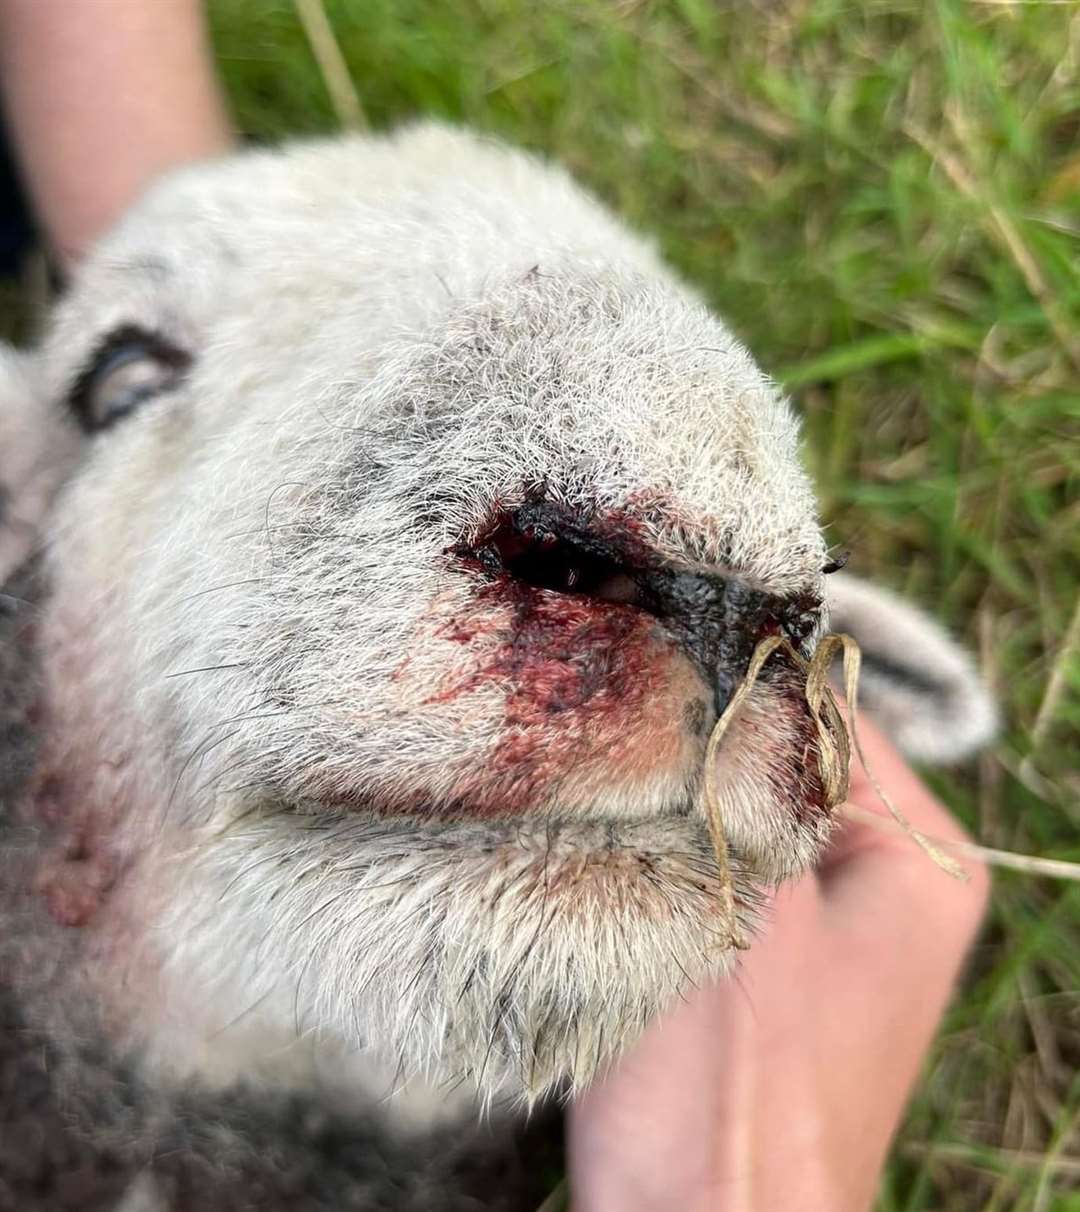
[{"x1": 70, "y1": 328, "x2": 190, "y2": 432}]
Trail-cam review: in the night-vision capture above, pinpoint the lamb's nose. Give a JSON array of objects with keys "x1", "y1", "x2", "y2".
[
  {"x1": 456, "y1": 498, "x2": 803, "y2": 717},
  {"x1": 642, "y1": 570, "x2": 779, "y2": 718}
]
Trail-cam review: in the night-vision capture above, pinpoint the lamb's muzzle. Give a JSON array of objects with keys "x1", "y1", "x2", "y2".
[
  {"x1": 453, "y1": 493, "x2": 823, "y2": 737},
  {"x1": 0, "y1": 123, "x2": 996, "y2": 1143}
]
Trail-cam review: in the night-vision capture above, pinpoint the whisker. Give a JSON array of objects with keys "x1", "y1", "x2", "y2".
[
  {"x1": 176, "y1": 577, "x2": 274, "y2": 605},
  {"x1": 164, "y1": 662, "x2": 247, "y2": 679}
]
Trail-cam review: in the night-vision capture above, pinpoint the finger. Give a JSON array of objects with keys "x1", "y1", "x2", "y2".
[
  {"x1": 567, "y1": 981, "x2": 734, "y2": 1211},
  {"x1": 820, "y1": 712, "x2": 989, "y2": 950},
  {"x1": 821, "y1": 709, "x2": 981, "y2": 871},
  {"x1": 567, "y1": 877, "x2": 823, "y2": 1211}
]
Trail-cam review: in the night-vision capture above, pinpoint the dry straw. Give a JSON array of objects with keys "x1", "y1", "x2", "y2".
[{"x1": 699, "y1": 632, "x2": 1080, "y2": 946}]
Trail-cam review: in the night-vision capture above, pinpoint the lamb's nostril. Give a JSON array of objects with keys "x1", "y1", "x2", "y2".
[
  {"x1": 454, "y1": 499, "x2": 822, "y2": 718},
  {"x1": 500, "y1": 533, "x2": 643, "y2": 606},
  {"x1": 712, "y1": 669, "x2": 736, "y2": 718},
  {"x1": 457, "y1": 501, "x2": 655, "y2": 613},
  {"x1": 589, "y1": 571, "x2": 641, "y2": 606}
]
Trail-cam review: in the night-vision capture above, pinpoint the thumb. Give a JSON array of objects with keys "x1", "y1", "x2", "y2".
[{"x1": 820, "y1": 711, "x2": 990, "y2": 958}]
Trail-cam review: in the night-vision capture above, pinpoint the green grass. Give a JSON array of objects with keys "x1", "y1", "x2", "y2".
[
  {"x1": 208, "y1": 1, "x2": 1080, "y2": 1206},
  {"x1": 17, "y1": 0, "x2": 1073, "y2": 1205}
]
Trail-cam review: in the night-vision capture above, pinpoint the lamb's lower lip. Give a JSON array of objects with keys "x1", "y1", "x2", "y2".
[{"x1": 257, "y1": 801, "x2": 752, "y2": 896}]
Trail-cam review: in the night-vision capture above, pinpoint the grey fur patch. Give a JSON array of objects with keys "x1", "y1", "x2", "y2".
[
  {"x1": 0, "y1": 982, "x2": 562, "y2": 1211},
  {"x1": 857, "y1": 650, "x2": 945, "y2": 699},
  {"x1": 0, "y1": 560, "x2": 41, "y2": 813}
]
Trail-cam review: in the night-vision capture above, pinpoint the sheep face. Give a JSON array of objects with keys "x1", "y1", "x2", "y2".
[{"x1": 1, "y1": 127, "x2": 990, "y2": 1110}]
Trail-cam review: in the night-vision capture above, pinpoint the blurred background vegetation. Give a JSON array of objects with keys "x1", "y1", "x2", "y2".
[
  {"x1": 8, "y1": 0, "x2": 1078, "y2": 1207},
  {"x1": 215, "y1": 2, "x2": 1080, "y2": 1208}
]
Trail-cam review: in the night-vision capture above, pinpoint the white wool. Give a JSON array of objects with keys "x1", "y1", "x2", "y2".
[{"x1": 0, "y1": 123, "x2": 994, "y2": 1119}]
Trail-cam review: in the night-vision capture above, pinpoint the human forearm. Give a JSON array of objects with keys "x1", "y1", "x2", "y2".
[{"x1": 0, "y1": 0, "x2": 232, "y2": 266}]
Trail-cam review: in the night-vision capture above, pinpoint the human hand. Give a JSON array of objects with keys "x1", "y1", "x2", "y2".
[{"x1": 567, "y1": 714, "x2": 990, "y2": 1212}]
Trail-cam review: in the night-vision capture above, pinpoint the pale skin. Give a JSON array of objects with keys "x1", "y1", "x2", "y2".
[
  {"x1": 569, "y1": 717, "x2": 991, "y2": 1212},
  {"x1": 0, "y1": 8, "x2": 989, "y2": 1205},
  {"x1": 0, "y1": 0, "x2": 232, "y2": 268}
]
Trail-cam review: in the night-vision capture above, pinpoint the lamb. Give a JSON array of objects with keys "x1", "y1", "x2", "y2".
[{"x1": 0, "y1": 123, "x2": 995, "y2": 1211}]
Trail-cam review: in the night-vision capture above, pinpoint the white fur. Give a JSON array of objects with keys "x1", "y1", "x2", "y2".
[
  {"x1": 0, "y1": 347, "x2": 76, "y2": 578},
  {"x1": 825, "y1": 572, "x2": 997, "y2": 762},
  {"x1": 0, "y1": 124, "x2": 994, "y2": 1122}
]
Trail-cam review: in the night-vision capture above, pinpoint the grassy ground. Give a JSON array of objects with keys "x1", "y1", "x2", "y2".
[{"x1": 71, "y1": 0, "x2": 1080, "y2": 1206}]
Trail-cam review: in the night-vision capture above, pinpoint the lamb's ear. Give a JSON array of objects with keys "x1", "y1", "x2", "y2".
[
  {"x1": 824, "y1": 571, "x2": 997, "y2": 765},
  {"x1": 0, "y1": 345, "x2": 80, "y2": 584}
]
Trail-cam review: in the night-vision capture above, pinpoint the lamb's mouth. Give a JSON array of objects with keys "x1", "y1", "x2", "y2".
[
  {"x1": 270, "y1": 792, "x2": 703, "y2": 846},
  {"x1": 217, "y1": 795, "x2": 762, "y2": 1103},
  {"x1": 258, "y1": 794, "x2": 756, "y2": 923}
]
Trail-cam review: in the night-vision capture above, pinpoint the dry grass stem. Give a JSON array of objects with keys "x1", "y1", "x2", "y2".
[
  {"x1": 1028, "y1": 591, "x2": 1080, "y2": 753},
  {"x1": 904, "y1": 122, "x2": 1080, "y2": 373},
  {"x1": 293, "y1": 0, "x2": 367, "y2": 130},
  {"x1": 843, "y1": 804, "x2": 1080, "y2": 882},
  {"x1": 828, "y1": 632, "x2": 970, "y2": 881},
  {"x1": 700, "y1": 630, "x2": 969, "y2": 936},
  {"x1": 903, "y1": 1142, "x2": 1080, "y2": 1178},
  {"x1": 699, "y1": 634, "x2": 790, "y2": 950}
]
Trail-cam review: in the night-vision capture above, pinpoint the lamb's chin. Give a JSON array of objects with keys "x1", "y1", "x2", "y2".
[{"x1": 162, "y1": 811, "x2": 760, "y2": 1104}]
